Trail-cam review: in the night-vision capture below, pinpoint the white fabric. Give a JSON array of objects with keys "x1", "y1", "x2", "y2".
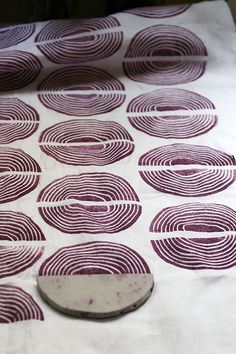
[{"x1": 1, "y1": 1, "x2": 236, "y2": 353}]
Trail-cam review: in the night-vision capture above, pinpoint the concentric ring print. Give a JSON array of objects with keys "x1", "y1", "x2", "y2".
[
  {"x1": 151, "y1": 236, "x2": 236, "y2": 270},
  {"x1": 150, "y1": 203, "x2": 236, "y2": 233},
  {"x1": 0, "y1": 147, "x2": 41, "y2": 203},
  {"x1": 38, "y1": 173, "x2": 141, "y2": 234},
  {"x1": 0, "y1": 285, "x2": 44, "y2": 323},
  {"x1": 39, "y1": 119, "x2": 134, "y2": 166},
  {"x1": 0, "y1": 98, "x2": 39, "y2": 144},
  {"x1": 123, "y1": 25, "x2": 207, "y2": 85},
  {"x1": 127, "y1": 88, "x2": 217, "y2": 138},
  {"x1": 139, "y1": 144, "x2": 235, "y2": 197},
  {"x1": 35, "y1": 17, "x2": 123, "y2": 64},
  {"x1": 0, "y1": 246, "x2": 44, "y2": 279},
  {"x1": 0, "y1": 50, "x2": 41, "y2": 91},
  {"x1": 0, "y1": 211, "x2": 45, "y2": 241},
  {"x1": 39, "y1": 241, "x2": 150, "y2": 275},
  {"x1": 0, "y1": 24, "x2": 35, "y2": 49},
  {"x1": 38, "y1": 66, "x2": 126, "y2": 116},
  {"x1": 151, "y1": 203, "x2": 236, "y2": 270},
  {"x1": 125, "y1": 4, "x2": 191, "y2": 18},
  {"x1": 0, "y1": 210, "x2": 45, "y2": 279}
]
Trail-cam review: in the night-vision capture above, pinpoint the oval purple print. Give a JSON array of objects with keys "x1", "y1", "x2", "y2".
[
  {"x1": 0, "y1": 50, "x2": 41, "y2": 91},
  {"x1": 151, "y1": 235, "x2": 236, "y2": 270},
  {"x1": 123, "y1": 25, "x2": 207, "y2": 85},
  {"x1": 0, "y1": 147, "x2": 41, "y2": 203},
  {"x1": 139, "y1": 144, "x2": 235, "y2": 197},
  {"x1": 0, "y1": 210, "x2": 45, "y2": 241},
  {"x1": 150, "y1": 203, "x2": 236, "y2": 233},
  {"x1": 0, "y1": 246, "x2": 44, "y2": 279},
  {"x1": 35, "y1": 17, "x2": 123, "y2": 64},
  {"x1": 39, "y1": 119, "x2": 134, "y2": 166},
  {"x1": 125, "y1": 4, "x2": 191, "y2": 18},
  {"x1": 0, "y1": 285, "x2": 44, "y2": 323},
  {"x1": 0, "y1": 24, "x2": 35, "y2": 49},
  {"x1": 127, "y1": 88, "x2": 217, "y2": 139},
  {"x1": 38, "y1": 173, "x2": 141, "y2": 234},
  {"x1": 0, "y1": 98, "x2": 39, "y2": 144},
  {"x1": 39, "y1": 241, "x2": 150, "y2": 275},
  {"x1": 38, "y1": 66, "x2": 126, "y2": 116}
]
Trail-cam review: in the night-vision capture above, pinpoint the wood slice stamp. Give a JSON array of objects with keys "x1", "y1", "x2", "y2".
[{"x1": 37, "y1": 241, "x2": 154, "y2": 319}]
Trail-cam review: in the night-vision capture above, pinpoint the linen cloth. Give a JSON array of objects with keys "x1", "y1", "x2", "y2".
[{"x1": 0, "y1": 1, "x2": 236, "y2": 353}]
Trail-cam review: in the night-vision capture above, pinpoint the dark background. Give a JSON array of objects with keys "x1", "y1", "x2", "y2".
[{"x1": 0, "y1": 0, "x2": 211, "y2": 23}]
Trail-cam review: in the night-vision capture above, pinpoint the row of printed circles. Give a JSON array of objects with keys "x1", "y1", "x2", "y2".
[
  {"x1": 0, "y1": 87, "x2": 218, "y2": 144},
  {"x1": 2, "y1": 200, "x2": 236, "y2": 323},
  {"x1": 0, "y1": 144, "x2": 235, "y2": 201},
  {"x1": 0, "y1": 9, "x2": 208, "y2": 90},
  {"x1": 0, "y1": 4, "x2": 235, "y2": 323}
]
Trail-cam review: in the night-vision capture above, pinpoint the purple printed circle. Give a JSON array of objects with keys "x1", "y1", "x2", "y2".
[
  {"x1": 0, "y1": 246, "x2": 44, "y2": 279},
  {"x1": 0, "y1": 98, "x2": 39, "y2": 144},
  {"x1": 0, "y1": 211, "x2": 45, "y2": 241},
  {"x1": 0, "y1": 24, "x2": 35, "y2": 49},
  {"x1": 38, "y1": 66, "x2": 126, "y2": 116},
  {"x1": 123, "y1": 25, "x2": 207, "y2": 85},
  {"x1": 38, "y1": 173, "x2": 141, "y2": 234},
  {"x1": 151, "y1": 235, "x2": 236, "y2": 270},
  {"x1": 125, "y1": 4, "x2": 191, "y2": 18},
  {"x1": 39, "y1": 119, "x2": 134, "y2": 166},
  {"x1": 139, "y1": 144, "x2": 235, "y2": 197},
  {"x1": 39, "y1": 241, "x2": 150, "y2": 275},
  {"x1": 35, "y1": 17, "x2": 123, "y2": 64},
  {"x1": 150, "y1": 203, "x2": 236, "y2": 233},
  {"x1": 0, "y1": 147, "x2": 41, "y2": 203},
  {"x1": 0, "y1": 50, "x2": 42, "y2": 91},
  {"x1": 127, "y1": 89, "x2": 217, "y2": 139},
  {"x1": 0, "y1": 285, "x2": 44, "y2": 323}
]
